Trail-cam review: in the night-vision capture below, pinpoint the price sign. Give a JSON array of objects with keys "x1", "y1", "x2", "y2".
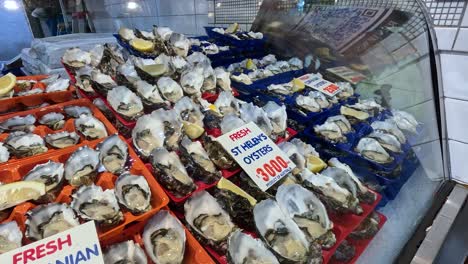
[
  {"x1": 216, "y1": 122, "x2": 295, "y2": 191},
  {"x1": 299, "y1": 73, "x2": 342, "y2": 96},
  {"x1": 326, "y1": 66, "x2": 367, "y2": 84},
  {"x1": 2, "y1": 221, "x2": 104, "y2": 264}
]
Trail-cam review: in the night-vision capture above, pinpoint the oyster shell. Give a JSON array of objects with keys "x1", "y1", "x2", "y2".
[
  {"x1": 333, "y1": 240, "x2": 355, "y2": 262},
  {"x1": 62, "y1": 48, "x2": 91, "y2": 69},
  {"x1": 71, "y1": 184, "x2": 123, "y2": 226},
  {"x1": 104, "y1": 240, "x2": 147, "y2": 264},
  {"x1": 227, "y1": 230, "x2": 280, "y2": 264},
  {"x1": 93, "y1": 98, "x2": 115, "y2": 122},
  {"x1": 45, "y1": 79, "x2": 69, "y2": 93},
  {"x1": 215, "y1": 91, "x2": 240, "y2": 116},
  {"x1": 336, "y1": 82, "x2": 354, "y2": 99},
  {"x1": 240, "y1": 103, "x2": 273, "y2": 137},
  {"x1": 115, "y1": 172, "x2": 151, "y2": 214},
  {"x1": 115, "y1": 60, "x2": 141, "y2": 89},
  {"x1": 132, "y1": 114, "x2": 165, "y2": 158},
  {"x1": 23, "y1": 161, "x2": 64, "y2": 194},
  {"x1": 25, "y1": 203, "x2": 79, "y2": 241},
  {"x1": 74, "y1": 115, "x2": 108, "y2": 140},
  {"x1": 45, "y1": 131, "x2": 80, "y2": 149},
  {"x1": 142, "y1": 210, "x2": 186, "y2": 264},
  {"x1": 74, "y1": 66, "x2": 95, "y2": 94},
  {"x1": 180, "y1": 137, "x2": 221, "y2": 184},
  {"x1": 169, "y1": 33, "x2": 190, "y2": 57},
  {"x1": 0, "y1": 143, "x2": 10, "y2": 163},
  {"x1": 203, "y1": 135, "x2": 237, "y2": 170},
  {"x1": 263, "y1": 101, "x2": 287, "y2": 138},
  {"x1": 278, "y1": 141, "x2": 306, "y2": 174},
  {"x1": 215, "y1": 67, "x2": 231, "y2": 91},
  {"x1": 90, "y1": 70, "x2": 118, "y2": 95},
  {"x1": 39, "y1": 112, "x2": 65, "y2": 130},
  {"x1": 221, "y1": 114, "x2": 246, "y2": 134},
  {"x1": 348, "y1": 100, "x2": 382, "y2": 116},
  {"x1": 236, "y1": 172, "x2": 273, "y2": 201},
  {"x1": 174, "y1": 96, "x2": 205, "y2": 139},
  {"x1": 180, "y1": 67, "x2": 204, "y2": 96},
  {"x1": 391, "y1": 110, "x2": 418, "y2": 134},
  {"x1": 154, "y1": 26, "x2": 173, "y2": 40},
  {"x1": 288, "y1": 57, "x2": 303, "y2": 70},
  {"x1": 157, "y1": 77, "x2": 184, "y2": 103},
  {"x1": 314, "y1": 122, "x2": 347, "y2": 143},
  {"x1": 340, "y1": 106, "x2": 369, "y2": 123},
  {"x1": 107, "y1": 86, "x2": 144, "y2": 121},
  {"x1": 64, "y1": 146, "x2": 100, "y2": 186},
  {"x1": 0, "y1": 114, "x2": 36, "y2": 133},
  {"x1": 150, "y1": 147, "x2": 196, "y2": 197},
  {"x1": 97, "y1": 134, "x2": 128, "y2": 174},
  {"x1": 118, "y1": 27, "x2": 136, "y2": 41},
  {"x1": 325, "y1": 115, "x2": 352, "y2": 134},
  {"x1": 276, "y1": 184, "x2": 336, "y2": 249},
  {"x1": 184, "y1": 191, "x2": 236, "y2": 253},
  {"x1": 0, "y1": 221, "x2": 22, "y2": 254},
  {"x1": 151, "y1": 109, "x2": 183, "y2": 151},
  {"x1": 321, "y1": 167, "x2": 363, "y2": 214},
  {"x1": 134, "y1": 80, "x2": 168, "y2": 110},
  {"x1": 64, "y1": 105, "x2": 92, "y2": 118},
  {"x1": 371, "y1": 120, "x2": 406, "y2": 144},
  {"x1": 17, "y1": 88, "x2": 43, "y2": 96},
  {"x1": 355, "y1": 138, "x2": 393, "y2": 164},
  {"x1": 5, "y1": 132, "x2": 48, "y2": 158},
  {"x1": 201, "y1": 62, "x2": 217, "y2": 93},
  {"x1": 367, "y1": 131, "x2": 402, "y2": 153},
  {"x1": 310, "y1": 91, "x2": 330, "y2": 109},
  {"x1": 349, "y1": 211, "x2": 380, "y2": 240},
  {"x1": 296, "y1": 94, "x2": 321, "y2": 113}
]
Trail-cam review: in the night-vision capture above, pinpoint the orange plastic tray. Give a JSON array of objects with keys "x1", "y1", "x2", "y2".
[
  {"x1": 0, "y1": 135, "x2": 169, "y2": 243},
  {"x1": 0, "y1": 98, "x2": 117, "y2": 167},
  {"x1": 100, "y1": 207, "x2": 214, "y2": 264},
  {"x1": 0, "y1": 75, "x2": 77, "y2": 114}
]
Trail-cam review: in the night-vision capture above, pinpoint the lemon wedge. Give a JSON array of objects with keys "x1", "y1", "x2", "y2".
[
  {"x1": 208, "y1": 104, "x2": 218, "y2": 112},
  {"x1": 183, "y1": 122, "x2": 205, "y2": 139},
  {"x1": 130, "y1": 38, "x2": 155, "y2": 52},
  {"x1": 291, "y1": 78, "x2": 305, "y2": 92},
  {"x1": 340, "y1": 106, "x2": 369, "y2": 120},
  {"x1": 217, "y1": 178, "x2": 257, "y2": 206},
  {"x1": 0, "y1": 73, "x2": 16, "y2": 96},
  {"x1": 140, "y1": 64, "x2": 166, "y2": 77},
  {"x1": 225, "y1": 23, "x2": 239, "y2": 34},
  {"x1": 307, "y1": 156, "x2": 327, "y2": 173},
  {"x1": 245, "y1": 59, "x2": 256, "y2": 70},
  {"x1": 0, "y1": 181, "x2": 46, "y2": 211}
]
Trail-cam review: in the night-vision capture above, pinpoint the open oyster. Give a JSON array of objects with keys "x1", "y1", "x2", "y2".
[
  {"x1": 104, "y1": 240, "x2": 147, "y2": 264},
  {"x1": 296, "y1": 95, "x2": 321, "y2": 113},
  {"x1": 203, "y1": 135, "x2": 237, "y2": 170},
  {"x1": 355, "y1": 138, "x2": 393, "y2": 164},
  {"x1": 349, "y1": 211, "x2": 380, "y2": 240},
  {"x1": 64, "y1": 105, "x2": 92, "y2": 118},
  {"x1": 253, "y1": 199, "x2": 319, "y2": 263},
  {"x1": 115, "y1": 60, "x2": 141, "y2": 89},
  {"x1": 132, "y1": 114, "x2": 165, "y2": 158},
  {"x1": 0, "y1": 114, "x2": 36, "y2": 133},
  {"x1": 5, "y1": 132, "x2": 48, "y2": 158},
  {"x1": 74, "y1": 66, "x2": 95, "y2": 95},
  {"x1": 184, "y1": 191, "x2": 236, "y2": 253},
  {"x1": 227, "y1": 230, "x2": 279, "y2": 264},
  {"x1": 90, "y1": 70, "x2": 118, "y2": 95},
  {"x1": 74, "y1": 115, "x2": 108, "y2": 140},
  {"x1": 0, "y1": 143, "x2": 9, "y2": 163},
  {"x1": 97, "y1": 134, "x2": 128, "y2": 174},
  {"x1": 150, "y1": 148, "x2": 196, "y2": 197},
  {"x1": 180, "y1": 67, "x2": 204, "y2": 96},
  {"x1": 169, "y1": 33, "x2": 190, "y2": 57},
  {"x1": 93, "y1": 98, "x2": 115, "y2": 122},
  {"x1": 157, "y1": 77, "x2": 184, "y2": 103},
  {"x1": 62, "y1": 48, "x2": 91, "y2": 69},
  {"x1": 310, "y1": 91, "x2": 330, "y2": 109},
  {"x1": 333, "y1": 240, "x2": 355, "y2": 262},
  {"x1": 391, "y1": 110, "x2": 418, "y2": 134},
  {"x1": 118, "y1": 27, "x2": 136, "y2": 41},
  {"x1": 45, "y1": 79, "x2": 70, "y2": 93},
  {"x1": 371, "y1": 120, "x2": 406, "y2": 144},
  {"x1": 180, "y1": 137, "x2": 221, "y2": 184},
  {"x1": 325, "y1": 115, "x2": 352, "y2": 134},
  {"x1": 263, "y1": 101, "x2": 287, "y2": 138},
  {"x1": 174, "y1": 97, "x2": 205, "y2": 139},
  {"x1": 221, "y1": 114, "x2": 245, "y2": 134},
  {"x1": 215, "y1": 91, "x2": 240, "y2": 116},
  {"x1": 276, "y1": 184, "x2": 336, "y2": 249},
  {"x1": 71, "y1": 184, "x2": 123, "y2": 226},
  {"x1": 45, "y1": 131, "x2": 80, "y2": 149},
  {"x1": 23, "y1": 161, "x2": 64, "y2": 201},
  {"x1": 0, "y1": 221, "x2": 22, "y2": 254},
  {"x1": 134, "y1": 80, "x2": 168, "y2": 110},
  {"x1": 279, "y1": 141, "x2": 306, "y2": 174},
  {"x1": 154, "y1": 26, "x2": 173, "y2": 41},
  {"x1": 215, "y1": 67, "x2": 231, "y2": 91},
  {"x1": 25, "y1": 203, "x2": 79, "y2": 241},
  {"x1": 151, "y1": 109, "x2": 183, "y2": 150},
  {"x1": 39, "y1": 112, "x2": 65, "y2": 130},
  {"x1": 367, "y1": 130, "x2": 402, "y2": 153},
  {"x1": 115, "y1": 172, "x2": 151, "y2": 214},
  {"x1": 321, "y1": 167, "x2": 363, "y2": 214},
  {"x1": 201, "y1": 62, "x2": 217, "y2": 93},
  {"x1": 314, "y1": 122, "x2": 347, "y2": 143},
  {"x1": 107, "y1": 86, "x2": 144, "y2": 121},
  {"x1": 64, "y1": 146, "x2": 100, "y2": 186},
  {"x1": 143, "y1": 210, "x2": 186, "y2": 264},
  {"x1": 240, "y1": 103, "x2": 273, "y2": 137}
]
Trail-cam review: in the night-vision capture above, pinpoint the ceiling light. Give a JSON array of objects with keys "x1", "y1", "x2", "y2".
[
  {"x1": 127, "y1": 1, "x2": 138, "y2": 10},
  {"x1": 4, "y1": 0, "x2": 19, "y2": 10}
]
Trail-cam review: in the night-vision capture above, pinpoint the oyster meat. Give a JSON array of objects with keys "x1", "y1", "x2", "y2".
[
  {"x1": 39, "y1": 112, "x2": 65, "y2": 130},
  {"x1": 97, "y1": 134, "x2": 128, "y2": 174},
  {"x1": 107, "y1": 86, "x2": 144, "y2": 121},
  {"x1": 367, "y1": 131, "x2": 402, "y2": 153},
  {"x1": 157, "y1": 77, "x2": 184, "y2": 103},
  {"x1": 180, "y1": 137, "x2": 221, "y2": 184},
  {"x1": 355, "y1": 138, "x2": 393, "y2": 164},
  {"x1": 0, "y1": 221, "x2": 22, "y2": 254},
  {"x1": 215, "y1": 67, "x2": 231, "y2": 91},
  {"x1": 74, "y1": 115, "x2": 108, "y2": 140},
  {"x1": 203, "y1": 135, "x2": 237, "y2": 170},
  {"x1": 64, "y1": 146, "x2": 100, "y2": 186},
  {"x1": 115, "y1": 60, "x2": 141, "y2": 89},
  {"x1": 227, "y1": 230, "x2": 279, "y2": 264},
  {"x1": 296, "y1": 94, "x2": 321, "y2": 113},
  {"x1": 104, "y1": 240, "x2": 147, "y2": 264},
  {"x1": 62, "y1": 48, "x2": 91, "y2": 69},
  {"x1": 64, "y1": 105, "x2": 92, "y2": 118},
  {"x1": 90, "y1": 70, "x2": 118, "y2": 95},
  {"x1": 25, "y1": 203, "x2": 79, "y2": 241},
  {"x1": 169, "y1": 33, "x2": 190, "y2": 57},
  {"x1": 310, "y1": 91, "x2": 330, "y2": 109},
  {"x1": 325, "y1": 115, "x2": 352, "y2": 134},
  {"x1": 118, "y1": 27, "x2": 136, "y2": 41},
  {"x1": 115, "y1": 172, "x2": 151, "y2": 214},
  {"x1": 142, "y1": 210, "x2": 186, "y2": 264},
  {"x1": 321, "y1": 167, "x2": 363, "y2": 214},
  {"x1": 134, "y1": 80, "x2": 168, "y2": 110},
  {"x1": 132, "y1": 114, "x2": 165, "y2": 158},
  {"x1": 45, "y1": 131, "x2": 80, "y2": 149},
  {"x1": 150, "y1": 148, "x2": 196, "y2": 198},
  {"x1": 314, "y1": 122, "x2": 347, "y2": 143},
  {"x1": 0, "y1": 114, "x2": 36, "y2": 133},
  {"x1": 5, "y1": 132, "x2": 48, "y2": 158},
  {"x1": 180, "y1": 67, "x2": 204, "y2": 96},
  {"x1": 71, "y1": 184, "x2": 123, "y2": 226},
  {"x1": 184, "y1": 191, "x2": 236, "y2": 253}
]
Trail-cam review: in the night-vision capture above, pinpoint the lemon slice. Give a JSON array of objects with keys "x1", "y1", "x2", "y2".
[
  {"x1": 291, "y1": 78, "x2": 305, "y2": 92},
  {"x1": 140, "y1": 64, "x2": 166, "y2": 77},
  {"x1": 245, "y1": 59, "x2": 256, "y2": 70},
  {"x1": 307, "y1": 156, "x2": 327, "y2": 173},
  {"x1": 183, "y1": 122, "x2": 205, "y2": 139},
  {"x1": 0, "y1": 73, "x2": 16, "y2": 96},
  {"x1": 208, "y1": 104, "x2": 218, "y2": 112},
  {"x1": 217, "y1": 178, "x2": 257, "y2": 206},
  {"x1": 130, "y1": 38, "x2": 155, "y2": 52},
  {"x1": 225, "y1": 23, "x2": 239, "y2": 34},
  {"x1": 0, "y1": 181, "x2": 46, "y2": 211},
  {"x1": 340, "y1": 106, "x2": 369, "y2": 120}
]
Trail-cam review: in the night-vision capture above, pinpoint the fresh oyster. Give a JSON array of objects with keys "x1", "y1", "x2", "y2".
[
  {"x1": 0, "y1": 221, "x2": 22, "y2": 254},
  {"x1": 227, "y1": 230, "x2": 280, "y2": 264},
  {"x1": 157, "y1": 77, "x2": 184, "y2": 103},
  {"x1": 64, "y1": 146, "x2": 100, "y2": 186},
  {"x1": 231, "y1": 73, "x2": 252, "y2": 85},
  {"x1": 301, "y1": 169, "x2": 361, "y2": 215},
  {"x1": 74, "y1": 115, "x2": 108, "y2": 140},
  {"x1": 215, "y1": 91, "x2": 240, "y2": 116},
  {"x1": 142, "y1": 210, "x2": 186, "y2": 264},
  {"x1": 336, "y1": 82, "x2": 354, "y2": 99},
  {"x1": 240, "y1": 103, "x2": 273, "y2": 137},
  {"x1": 203, "y1": 135, "x2": 237, "y2": 170},
  {"x1": 349, "y1": 211, "x2": 380, "y2": 240},
  {"x1": 64, "y1": 105, "x2": 92, "y2": 118},
  {"x1": 296, "y1": 95, "x2": 321, "y2": 113},
  {"x1": 0, "y1": 114, "x2": 36, "y2": 133},
  {"x1": 348, "y1": 100, "x2": 382, "y2": 116},
  {"x1": 340, "y1": 106, "x2": 369, "y2": 123},
  {"x1": 314, "y1": 122, "x2": 347, "y2": 143},
  {"x1": 150, "y1": 148, "x2": 196, "y2": 197},
  {"x1": 25, "y1": 203, "x2": 79, "y2": 241},
  {"x1": 321, "y1": 167, "x2": 363, "y2": 214},
  {"x1": 17, "y1": 88, "x2": 43, "y2": 96},
  {"x1": 371, "y1": 120, "x2": 406, "y2": 144},
  {"x1": 253, "y1": 199, "x2": 318, "y2": 263},
  {"x1": 104, "y1": 240, "x2": 148, "y2": 264},
  {"x1": 355, "y1": 138, "x2": 393, "y2": 164},
  {"x1": 0, "y1": 143, "x2": 9, "y2": 163},
  {"x1": 41, "y1": 74, "x2": 60, "y2": 85},
  {"x1": 201, "y1": 62, "x2": 217, "y2": 93},
  {"x1": 169, "y1": 33, "x2": 190, "y2": 57},
  {"x1": 184, "y1": 191, "x2": 236, "y2": 253},
  {"x1": 278, "y1": 142, "x2": 306, "y2": 174},
  {"x1": 93, "y1": 98, "x2": 115, "y2": 122},
  {"x1": 107, "y1": 86, "x2": 144, "y2": 121},
  {"x1": 62, "y1": 48, "x2": 91, "y2": 69},
  {"x1": 276, "y1": 184, "x2": 336, "y2": 248},
  {"x1": 151, "y1": 109, "x2": 183, "y2": 151},
  {"x1": 135, "y1": 29, "x2": 155, "y2": 40},
  {"x1": 5, "y1": 132, "x2": 48, "y2": 158},
  {"x1": 236, "y1": 172, "x2": 273, "y2": 201},
  {"x1": 268, "y1": 83, "x2": 293, "y2": 95},
  {"x1": 263, "y1": 101, "x2": 287, "y2": 138},
  {"x1": 328, "y1": 158, "x2": 377, "y2": 204},
  {"x1": 180, "y1": 137, "x2": 221, "y2": 184},
  {"x1": 288, "y1": 57, "x2": 303, "y2": 70},
  {"x1": 154, "y1": 26, "x2": 173, "y2": 41},
  {"x1": 74, "y1": 66, "x2": 95, "y2": 94},
  {"x1": 310, "y1": 91, "x2": 330, "y2": 109},
  {"x1": 221, "y1": 114, "x2": 246, "y2": 134},
  {"x1": 132, "y1": 114, "x2": 165, "y2": 158},
  {"x1": 118, "y1": 27, "x2": 136, "y2": 41},
  {"x1": 90, "y1": 70, "x2": 118, "y2": 95},
  {"x1": 180, "y1": 67, "x2": 204, "y2": 96},
  {"x1": 45, "y1": 131, "x2": 80, "y2": 149},
  {"x1": 391, "y1": 110, "x2": 418, "y2": 134},
  {"x1": 115, "y1": 172, "x2": 151, "y2": 214},
  {"x1": 115, "y1": 60, "x2": 141, "y2": 88},
  {"x1": 45, "y1": 79, "x2": 69, "y2": 93},
  {"x1": 367, "y1": 130, "x2": 402, "y2": 153},
  {"x1": 215, "y1": 67, "x2": 231, "y2": 91},
  {"x1": 71, "y1": 184, "x2": 123, "y2": 226},
  {"x1": 174, "y1": 97, "x2": 205, "y2": 139},
  {"x1": 325, "y1": 115, "x2": 352, "y2": 134},
  {"x1": 23, "y1": 161, "x2": 64, "y2": 200},
  {"x1": 134, "y1": 80, "x2": 168, "y2": 110},
  {"x1": 97, "y1": 134, "x2": 128, "y2": 174},
  {"x1": 39, "y1": 112, "x2": 65, "y2": 130}
]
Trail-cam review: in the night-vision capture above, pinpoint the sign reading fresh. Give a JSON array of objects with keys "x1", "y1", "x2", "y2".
[
  {"x1": 3, "y1": 221, "x2": 104, "y2": 264},
  {"x1": 216, "y1": 122, "x2": 295, "y2": 191}
]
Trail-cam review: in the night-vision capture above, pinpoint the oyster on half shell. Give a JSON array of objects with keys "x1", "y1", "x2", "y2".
[
  {"x1": 107, "y1": 86, "x2": 144, "y2": 121},
  {"x1": 64, "y1": 146, "x2": 100, "y2": 186},
  {"x1": 104, "y1": 240, "x2": 147, "y2": 264},
  {"x1": 227, "y1": 230, "x2": 279, "y2": 264},
  {"x1": 74, "y1": 115, "x2": 108, "y2": 140},
  {"x1": 180, "y1": 137, "x2": 221, "y2": 184},
  {"x1": 45, "y1": 131, "x2": 80, "y2": 149},
  {"x1": 0, "y1": 221, "x2": 22, "y2": 254},
  {"x1": 115, "y1": 172, "x2": 151, "y2": 214},
  {"x1": 355, "y1": 138, "x2": 393, "y2": 164},
  {"x1": 5, "y1": 132, "x2": 48, "y2": 158},
  {"x1": 97, "y1": 134, "x2": 128, "y2": 174}
]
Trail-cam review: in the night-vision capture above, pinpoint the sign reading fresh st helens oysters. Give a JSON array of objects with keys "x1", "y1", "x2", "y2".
[
  {"x1": 216, "y1": 122, "x2": 295, "y2": 191},
  {"x1": 1, "y1": 221, "x2": 104, "y2": 264}
]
